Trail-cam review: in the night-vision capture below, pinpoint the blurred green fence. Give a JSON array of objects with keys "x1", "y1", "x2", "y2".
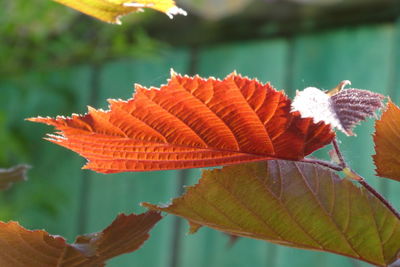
[{"x1": 1, "y1": 22, "x2": 400, "y2": 267}]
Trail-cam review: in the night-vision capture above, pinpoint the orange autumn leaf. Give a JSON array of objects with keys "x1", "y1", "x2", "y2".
[
  {"x1": 0, "y1": 211, "x2": 161, "y2": 267},
  {"x1": 28, "y1": 71, "x2": 334, "y2": 173},
  {"x1": 53, "y1": 0, "x2": 187, "y2": 24},
  {"x1": 373, "y1": 101, "x2": 400, "y2": 182}
]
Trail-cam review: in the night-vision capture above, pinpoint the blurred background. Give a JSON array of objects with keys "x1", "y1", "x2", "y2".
[{"x1": 1, "y1": 0, "x2": 400, "y2": 266}]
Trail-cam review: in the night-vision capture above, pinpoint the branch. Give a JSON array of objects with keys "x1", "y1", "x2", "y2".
[
  {"x1": 343, "y1": 167, "x2": 400, "y2": 221},
  {"x1": 332, "y1": 138, "x2": 347, "y2": 168},
  {"x1": 332, "y1": 138, "x2": 400, "y2": 221},
  {"x1": 302, "y1": 138, "x2": 347, "y2": 172},
  {"x1": 303, "y1": 138, "x2": 400, "y2": 220}
]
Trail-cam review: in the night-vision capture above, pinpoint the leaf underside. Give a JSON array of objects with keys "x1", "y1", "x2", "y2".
[
  {"x1": 373, "y1": 101, "x2": 400, "y2": 182},
  {"x1": 0, "y1": 211, "x2": 161, "y2": 267},
  {"x1": 29, "y1": 72, "x2": 334, "y2": 173},
  {"x1": 292, "y1": 87, "x2": 384, "y2": 136},
  {"x1": 331, "y1": 88, "x2": 384, "y2": 136},
  {"x1": 0, "y1": 165, "x2": 30, "y2": 191},
  {"x1": 144, "y1": 161, "x2": 400, "y2": 266},
  {"x1": 52, "y1": 0, "x2": 186, "y2": 24}
]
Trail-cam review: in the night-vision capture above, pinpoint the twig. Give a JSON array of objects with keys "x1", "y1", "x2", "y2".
[
  {"x1": 343, "y1": 168, "x2": 400, "y2": 221},
  {"x1": 303, "y1": 138, "x2": 400, "y2": 220},
  {"x1": 332, "y1": 138, "x2": 347, "y2": 168},
  {"x1": 332, "y1": 139, "x2": 400, "y2": 221}
]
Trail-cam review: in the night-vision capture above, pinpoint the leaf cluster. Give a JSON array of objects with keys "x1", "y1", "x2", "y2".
[
  {"x1": 24, "y1": 72, "x2": 400, "y2": 266},
  {"x1": 1, "y1": 1, "x2": 400, "y2": 266}
]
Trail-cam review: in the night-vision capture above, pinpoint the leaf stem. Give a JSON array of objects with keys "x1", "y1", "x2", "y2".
[
  {"x1": 302, "y1": 137, "x2": 347, "y2": 172},
  {"x1": 332, "y1": 138, "x2": 400, "y2": 221},
  {"x1": 332, "y1": 138, "x2": 347, "y2": 168},
  {"x1": 304, "y1": 138, "x2": 400, "y2": 220},
  {"x1": 344, "y1": 167, "x2": 400, "y2": 221}
]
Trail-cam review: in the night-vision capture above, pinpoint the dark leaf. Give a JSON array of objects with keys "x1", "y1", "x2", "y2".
[
  {"x1": 0, "y1": 211, "x2": 162, "y2": 267},
  {"x1": 144, "y1": 161, "x2": 400, "y2": 266}
]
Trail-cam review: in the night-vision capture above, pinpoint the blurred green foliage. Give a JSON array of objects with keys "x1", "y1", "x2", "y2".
[{"x1": 1, "y1": 1, "x2": 165, "y2": 76}]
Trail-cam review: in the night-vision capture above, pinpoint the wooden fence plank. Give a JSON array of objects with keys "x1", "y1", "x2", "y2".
[
  {"x1": 84, "y1": 49, "x2": 191, "y2": 266},
  {"x1": 0, "y1": 66, "x2": 92, "y2": 241},
  {"x1": 288, "y1": 24, "x2": 398, "y2": 267},
  {"x1": 177, "y1": 39, "x2": 290, "y2": 267},
  {"x1": 2, "y1": 22, "x2": 399, "y2": 267}
]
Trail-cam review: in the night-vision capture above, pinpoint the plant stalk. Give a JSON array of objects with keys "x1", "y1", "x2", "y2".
[
  {"x1": 332, "y1": 138, "x2": 347, "y2": 168},
  {"x1": 304, "y1": 138, "x2": 400, "y2": 220},
  {"x1": 332, "y1": 138, "x2": 400, "y2": 221},
  {"x1": 343, "y1": 167, "x2": 400, "y2": 221}
]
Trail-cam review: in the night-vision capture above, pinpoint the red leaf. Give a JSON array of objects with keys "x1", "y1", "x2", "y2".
[
  {"x1": 373, "y1": 101, "x2": 400, "y2": 181},
  {"x1": 28, "y1": 72, "x2": 334, "y2": 173},
  {"x1": 0, "y1": 211, "x2": 161, "y2": 267}
]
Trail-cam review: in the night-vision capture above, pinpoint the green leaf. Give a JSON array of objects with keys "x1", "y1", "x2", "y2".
[{"x1": 144, "y1": 161, "x2": 400, "y2": 266}]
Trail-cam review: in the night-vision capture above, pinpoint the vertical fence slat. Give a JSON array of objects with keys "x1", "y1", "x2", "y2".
[
  {"x1": 287, "y1": 24, "x2": 397, "y2": 267},
  {"x1": 0, "y1": 66, "x2": 92, "y2": 241},
  {"x1": 2, "y1": 22, "x2": 399, "y2": 267},
  {"x1": 176, "y1": 39, "x2": 290, "y2": 267},
  {"x1": 83, "y1": 49, "x2": 191, "y2": 267}
]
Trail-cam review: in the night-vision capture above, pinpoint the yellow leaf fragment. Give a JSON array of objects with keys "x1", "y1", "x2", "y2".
[{"x1": 53, "y1": 0, "x2": 187, "y2": 24}]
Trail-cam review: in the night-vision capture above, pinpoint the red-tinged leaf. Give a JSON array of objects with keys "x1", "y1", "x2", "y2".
[
  {"x1": 292, "y1": 81, "x2": 384, "y2": 136},
  {"x1": 330, "y1": 88, "x2": 384, "y2": 135},
  {"x1": 373, "y1": 101, "x2": 400, "y2": 182},
  {"x1": 53, "y1": 0, "x2": 187, "y2": 24},
  {"x1": 0, "y1": 211, "x2": 161, "y2": 267},
  {"x1": 0, "y1": 165, "x2": 30, "y2": 191},
  {"x1": 28, "y1": 72, "x2": 334, "y2": 173},
  {"x1": 144, "y1": 161, "x2": 400, "y2": 266}
]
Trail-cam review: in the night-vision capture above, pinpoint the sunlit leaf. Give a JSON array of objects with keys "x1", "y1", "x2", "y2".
[
  {"x1": 0, "y1": 165, "x2": 30, "y2": 191},
  {"x1": 373, "y1": 101, "x2": 400, "y2": 182},
  {"x1": 52, "y1": 0, "x2": 187, "y2": 24},
  {"x1": 144, "y1": 161, "x2": 400, "y2": 266},
  {"x1": 29, "y1": 71, "x2": 334, "y2": 173},
  {"x1": 0, "y1": 211, "x2": 161, "y2": 266},
  {"x1": 292, "y1": 81, "x2": 384, "y2": 136}
]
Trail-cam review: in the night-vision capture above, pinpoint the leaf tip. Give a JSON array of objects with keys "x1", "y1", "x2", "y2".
[
  {"x1": 188, "y1": 221, "x2": 202, "y2": 234},
  {"x1": 170, "y1": 68, "x2": 178, "y2": 77},
  {"x1": 165, "y1": 5, "x2": 187, "y2": 18},
  {"x1": 327, "y1": 80, "x2": 352, "y2": 96},
  {"x1": 87, "y1": 105, "x2": 96, "y2": 112},
  {"x1": 114, "y1": 16, "x2": 123, "y2": 25},
  {"x1": 25, "y1": 116, "x2": 48, "y2": 123},
  {"x1": 25, "y1": 117, "x2": 36, "y2": 122},
  {"x1": 141, "y1": 202, "x2": 161, "y2": 211}
]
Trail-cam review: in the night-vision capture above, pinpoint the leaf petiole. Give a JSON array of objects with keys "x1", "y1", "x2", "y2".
[{"x1": 302, "y1": 138, "x2": 400, "y2": 220}]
